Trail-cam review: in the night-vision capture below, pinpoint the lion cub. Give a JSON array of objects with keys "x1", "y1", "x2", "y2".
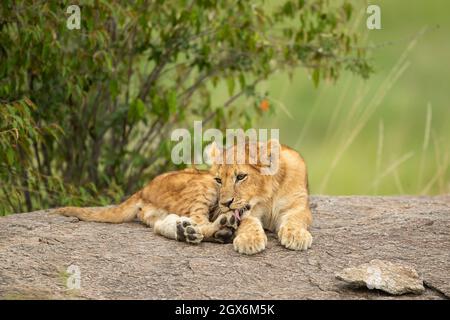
[
  {"x1": 56, "y1": 140, "x2": 313, "y2": 255},
  {"x1": 56, "y1": 167, "x2": 237, "y2": 243},
  {"x1": 208, "y1": 140, "x2": 313, "y2": 254}
]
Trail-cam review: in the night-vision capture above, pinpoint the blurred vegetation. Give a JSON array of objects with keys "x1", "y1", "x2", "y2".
[
  {"x1": 0, "y1": 0, "x2": 372, "y2": 214},
  {"x1": 256, "y1": 0, "x2": 450, "y2": 195}
]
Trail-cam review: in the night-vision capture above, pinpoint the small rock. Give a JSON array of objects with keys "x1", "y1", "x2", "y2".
[{"x1": 336, "y1": 259, "x2": 425, "y2": 295}]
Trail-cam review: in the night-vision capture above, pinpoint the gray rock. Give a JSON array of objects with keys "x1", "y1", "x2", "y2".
[
  {"x1": 336, "y1": 259, "x2": 425, "y2": 295},
  {"x1": 0, "y1": 195, "x2": 449, "y2": 299}
]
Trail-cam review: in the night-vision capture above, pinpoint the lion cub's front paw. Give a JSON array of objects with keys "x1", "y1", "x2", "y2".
[
  {"x1": 176, "y1": 219, "x2": 204, "y2": 244},
  {"x1": 278, "y1": 225, "x2": 312, "y2": 251},
  {"x1": 233, "y1": 231, "x2": 267, "y2": 255},
  {"x1": 213, "y1": 227, "x2": 235, "y2": 243},
  {"x1": 217, "y1": 212, "x2": 239, "y2": 230}
]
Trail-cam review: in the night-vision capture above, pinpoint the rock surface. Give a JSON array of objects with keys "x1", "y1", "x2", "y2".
[
  {"x1": 0, "y1": 195, "x2": 449, "y2": 300},
  {"x1": 336, "y1": 259, "x2": 425, "y2": 295}
]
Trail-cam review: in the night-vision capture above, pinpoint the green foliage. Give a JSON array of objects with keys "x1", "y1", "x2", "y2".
[
  {"x1": 0, "y1": 98, "x2": 124, "y2": 214},
  {"x1": 0, "y1": 0, "x2": 371, "y2": 214}
]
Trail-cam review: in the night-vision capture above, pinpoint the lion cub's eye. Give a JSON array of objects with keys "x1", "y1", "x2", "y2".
[
  {"x1": 214, "y1": 177, "x2": 222, "y2": 184},
  {"x1": 236, "y1": 173, "x2": 247, "y2": 182}
]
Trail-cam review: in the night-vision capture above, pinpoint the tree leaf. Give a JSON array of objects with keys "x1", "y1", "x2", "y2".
[
  {"x1": 227, "y1": 77, "x2": 235, "y2": 96},
  {"x1": 312, "y1": 69, "x2": 320, "y2": 87},
  {"x1": 167, "y1": 90, "x2": 177, "y2": 114}
]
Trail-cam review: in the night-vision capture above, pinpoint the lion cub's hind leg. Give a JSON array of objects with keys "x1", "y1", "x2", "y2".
[{"x1": 138, "y1": 204, "x2": 204, "y2": 244}]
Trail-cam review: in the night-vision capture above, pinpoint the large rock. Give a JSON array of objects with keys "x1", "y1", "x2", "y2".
[
  {"x1": 0, "y1": 196, "x2": 449, "y2": 300},
  {"x1": 336, "y1": 259, "x2": 425, "y2": 295}
]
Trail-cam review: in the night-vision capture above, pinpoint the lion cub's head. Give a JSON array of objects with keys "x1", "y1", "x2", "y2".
[{"x1": 206, "y1": 140, "x2": 280, "y2": 221}]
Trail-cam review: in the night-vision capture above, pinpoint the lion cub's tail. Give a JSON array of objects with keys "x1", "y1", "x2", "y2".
[{"x1": 54, "y1": 192, "x2": 142, "y2": 224}]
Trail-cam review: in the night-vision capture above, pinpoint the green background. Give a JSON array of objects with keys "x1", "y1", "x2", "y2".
[{"x1": 214, "y1": 0, "x2": 449, "y2": 195}]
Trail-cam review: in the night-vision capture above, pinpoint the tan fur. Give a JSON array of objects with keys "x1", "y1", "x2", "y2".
[
  {"x1": 210, "y1": 141, "x2": 313, "y2": 254},
  {"x1": 55, "y1": 168, "x2": 236, "y2": 244},
  {"x1": 56, "y1": 141, "x2": 313, "y2": 254}
]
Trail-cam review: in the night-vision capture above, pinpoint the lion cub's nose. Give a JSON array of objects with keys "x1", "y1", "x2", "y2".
[{"x1": 221, "y1": 198, "x2": 234, "y2": 208}]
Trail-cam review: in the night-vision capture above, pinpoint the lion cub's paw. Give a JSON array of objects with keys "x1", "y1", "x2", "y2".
[
  {"x1": 233, "y1": 231, "x2": 267, "y2": 255},
  {"x1": 213, "y1": 227, "x2": 235, "y2": 244},
  {"x1": 278, "y1": 225, "x2": 312, "y2": 251},
  {"x1": 176, "y1": 218, "x2": 204, "y2": 244},
  {"x1": 217, "y1": 212, "x2": 239, "y2": 230}
]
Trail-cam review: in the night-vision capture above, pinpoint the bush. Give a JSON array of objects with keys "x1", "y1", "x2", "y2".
[{"x1": 0, "y1": 0, "x2": 371, "y2": 214}]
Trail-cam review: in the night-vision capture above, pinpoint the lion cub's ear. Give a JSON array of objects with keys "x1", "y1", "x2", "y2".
[{"x1": 204, "y1": 141, "x2": 223, "y2": 166}]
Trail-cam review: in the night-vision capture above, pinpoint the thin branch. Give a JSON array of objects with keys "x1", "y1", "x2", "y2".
[
  {"x1": 178, "y1": 52, "x2": 250, "y2": 107},
  {"x1": 203, "y1": 77, "x2": 264, "y2": 126},
  {"x1": 137, "y1": 17, "x2": 191, "y2": 102},
  {"x1": 133, "y1": 117, "x2": 163, "y2": 155}
]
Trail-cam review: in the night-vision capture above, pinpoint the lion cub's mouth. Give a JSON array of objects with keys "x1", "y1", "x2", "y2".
[{"x1": 233, "y1": 204, "x2": 251, "y2": 221}]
